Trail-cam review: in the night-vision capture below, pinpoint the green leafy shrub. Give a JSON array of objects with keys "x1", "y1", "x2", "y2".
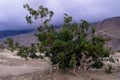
[
  {"x1": 5, "y1": 4, "x2": 113, "y2": 72},
  {"x1": 4, "y1": 38, "x2": 19, "y2": 52},
  {"x1": 105, "y1": 64, "x2": 113, "y2": 74}
]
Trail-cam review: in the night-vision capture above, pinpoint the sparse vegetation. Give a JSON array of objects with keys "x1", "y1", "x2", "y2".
[
  {"x1": 105, "y1": 64, "x2": 113, "y2": 74},
  {"x1": 4, "y1": 38, "x2": 19, "y2": 52},
  {"x1": 0, "y1": 43, "x2": 5, "y2": 49}
]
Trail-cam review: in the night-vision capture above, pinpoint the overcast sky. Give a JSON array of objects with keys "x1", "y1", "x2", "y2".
[{"x1": 0, "y1": 0, "x2": 120, "y2": 30}]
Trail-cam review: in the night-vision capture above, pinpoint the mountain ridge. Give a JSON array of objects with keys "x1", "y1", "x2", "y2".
[
  {"x1": 0, "y1": 29, "x2": 35, "y2": 39},
  {"x1": 1, "y1": 17, "x2": 120, "y2": 50}
]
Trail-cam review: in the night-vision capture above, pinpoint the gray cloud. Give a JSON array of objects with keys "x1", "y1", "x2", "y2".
[
  {"x1": 0, "y1": 0, "x2": 120, "y2": 30},
  {"x1": 45, "y1": 0, "x2": 120, "y2": 23}
]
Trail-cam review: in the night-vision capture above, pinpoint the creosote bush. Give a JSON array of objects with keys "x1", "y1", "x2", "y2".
[
  {"x1": 105, "y1": 64, "x2": 113, "y2": 74},
  {"x1": 5, "y1": 4, "x2": 114, "y2": 72},
  {"x1": 4, "y1": 38, "x2": 19, "y2": 52}
]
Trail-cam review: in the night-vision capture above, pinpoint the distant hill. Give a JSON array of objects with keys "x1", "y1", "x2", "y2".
[
  {"x1": 1, "y1": 17, "x2": 120, "y2": 51},
  {"x1": 93, "y1": 17, "x2": 120, "y2": 51},
  {"x1": 0, "y1": 29, "x2": 34, "y2": 39}
]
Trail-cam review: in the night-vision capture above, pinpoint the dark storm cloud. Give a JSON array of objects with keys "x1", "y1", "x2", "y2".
[
  {"x1": 0, "y1": 0, "x2": 43, "y2": 30},
  {"x1": 45, "y1": 0, "x2": 120, "y2": 24},
  {"x1": 0, "y1": 0, "x2": 120, "y2": 30}
]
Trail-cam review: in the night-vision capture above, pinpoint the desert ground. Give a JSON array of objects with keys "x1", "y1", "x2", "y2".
[{"x1": 0, "y1": 49, "x2": 120, "y2": 80}]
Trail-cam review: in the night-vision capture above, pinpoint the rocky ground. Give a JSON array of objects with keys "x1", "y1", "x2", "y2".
[{"x1": 0, "y1": 49, "x2": 120, "y2": 80}]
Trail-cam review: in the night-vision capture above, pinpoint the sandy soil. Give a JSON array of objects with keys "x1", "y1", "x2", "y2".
[
  {"x1": 0, "y1": 50, "x2": 50, "y2": 78},
  {"x1": 0, "y1": 50, "x2": 120, "y2": 80}
]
